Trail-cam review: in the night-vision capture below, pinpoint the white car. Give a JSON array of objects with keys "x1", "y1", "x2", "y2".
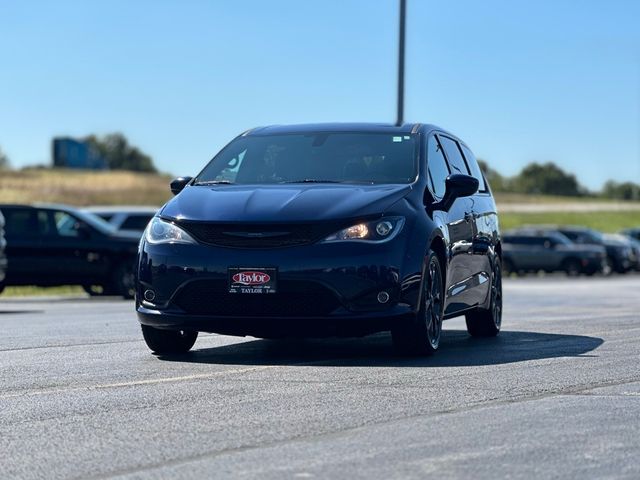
[{"x1": 84, "y1": 206, "x2": 159, "y2": 235}]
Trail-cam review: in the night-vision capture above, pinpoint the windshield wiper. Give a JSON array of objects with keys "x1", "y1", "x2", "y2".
[
  {"x1": 282, "y1": 179, "x2": 344, "y2": 184},
  {"x1": 193, "y1": 180, "x2": 234, "y2": 185}
]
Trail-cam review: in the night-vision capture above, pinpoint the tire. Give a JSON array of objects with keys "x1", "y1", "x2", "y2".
[
  {"x1": 602, "y1": 257, "x2": 614, "y2": 276},
  {"x1": 392, "y1": 250, "x2": 444, "y2": 356},
  {"x1": 465, "y1": 257, "x2": 502, "y2": 337},
  {"x1": 502, "y1": 258, "x2": 514, "y2": 276},
  {"x1": 111, "y1": 262, "x2": 135, "y2": 299},
  {"x1": 141, "y1": 325, "x2": 198, "y2": 354},
  {"x1": 82, "y1": 284, "x2": 111, "y2": 296},
  {"x1": 562, "y1": 258, "x2": 581, "y2": 277}
]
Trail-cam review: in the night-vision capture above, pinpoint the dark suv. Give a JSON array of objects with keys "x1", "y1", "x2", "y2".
[
  {"x1": 0, "y1": 209, "x2": 7, "y2": 294},
  {"x1": 136, "y1": 123, "x2": 502, "y2": 356},
  {"x1": 0, "y1": 204, "x2": 140, "y2": 298},
  {"x1": 502, "y1": 229, "x2": 606, "y2": 276},
  {"x1": 554, "y1": 226, "x2": 634, "y2": 273}
]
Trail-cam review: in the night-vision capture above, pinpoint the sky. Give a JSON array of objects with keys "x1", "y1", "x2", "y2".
[{"x1": 1, "y1": 0, "x2": 639, "y2": 190}]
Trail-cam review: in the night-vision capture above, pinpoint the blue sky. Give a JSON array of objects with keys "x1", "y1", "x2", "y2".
[{"x1": 1, "y1": 0, "x2": 638, "y2": 190}]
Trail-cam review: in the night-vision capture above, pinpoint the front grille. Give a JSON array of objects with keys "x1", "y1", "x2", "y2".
[
  {"x1": 174, "y1": 221, "x2": 344, "y2": 248},
  {"x1": 173, "y1": 279, "x2": 342, "y2": 317}
]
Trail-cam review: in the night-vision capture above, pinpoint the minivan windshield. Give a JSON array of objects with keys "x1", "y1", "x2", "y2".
[{"x1": 194, "y1": 133, "x2": 418, "y2": 185}]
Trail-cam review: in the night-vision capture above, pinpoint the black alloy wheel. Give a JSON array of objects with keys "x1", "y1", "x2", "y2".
[
  {"x1": 392, "y1": 250, "x2": 444, "y2": 355},
  {"x1": 465, "y1": 257, "x2": 502, "y2": 337}
]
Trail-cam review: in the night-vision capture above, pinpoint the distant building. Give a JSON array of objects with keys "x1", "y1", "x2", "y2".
[{"x1": 52, "y1": 137, "x2": 108, "y2": 170}]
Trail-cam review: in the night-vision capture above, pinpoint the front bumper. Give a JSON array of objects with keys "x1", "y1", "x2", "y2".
[{"x1": 135, "y1": 235, "x2": 424, "y2": 337}]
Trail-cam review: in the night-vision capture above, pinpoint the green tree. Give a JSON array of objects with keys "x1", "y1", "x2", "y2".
[
  {"x1": 0, "y1": 147, "x2": 10, "y2": 170},
  {"x1": 84, "y1": 133, "x2": 156, "y2": 172},
  {"x1": 511, "y1": 162, "x2": 583, "y2": 196},
  {"x1": 601, "y1": 180, "x2": 640, "y2": 201},
  {"x1": 477, "y1": 159, "x2": 506, "y2": 191}
]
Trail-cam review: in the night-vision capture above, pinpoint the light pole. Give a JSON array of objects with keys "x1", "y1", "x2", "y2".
[{"x1": 396, "y1": 0, "x2": 407, "y2": 126}]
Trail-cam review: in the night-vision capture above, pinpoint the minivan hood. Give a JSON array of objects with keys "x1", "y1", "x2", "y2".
[{"x1": 160, "y1": 184, "x2": 412, "y2": 222}]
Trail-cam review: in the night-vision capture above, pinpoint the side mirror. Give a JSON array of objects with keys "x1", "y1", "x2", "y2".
[
  {"x1": 432, "y1": 174, "x2": 479, "y2": 211},
  {"x1": 170, "y1": 176, "x2": 193, "y2": 195}
]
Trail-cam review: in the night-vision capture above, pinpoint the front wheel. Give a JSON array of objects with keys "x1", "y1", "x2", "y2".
[
  {"x1": 465, "y1": 257, "x2": 502, "y2": 337},
  {"x1": 392, "y1": 250, "x2": 444, "y2": 356},
  {"x1": 141, "y1": 325, "x2": 198, "y2": 354}
]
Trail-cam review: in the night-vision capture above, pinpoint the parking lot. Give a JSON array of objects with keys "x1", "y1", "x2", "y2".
[{"x1": 0, "y1": 275, "x2": 638, "y2": 479}]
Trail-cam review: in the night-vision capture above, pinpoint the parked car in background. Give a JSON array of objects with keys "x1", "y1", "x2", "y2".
[
  {"x1": 502, "y1": 229, "x2": 606, "y2": 276},
  {"x1": 84, "y1": 206, "x2": 158, "y2": 235},
  {"x1": 554, "y1": 226, "x2": 634, "y2": 273},
  {"x1": 0, "y1": 209, "x2": 7, "y2": 294},
  {"x1": 0, "y1": 204, "x2": 140, "y2": 298},
  {"x1": 620, "y1": 227, "x2": 640, "y2": 242},
  {"x1": 605, "y1": 233, "x2": 640, "y2": 272},
  {"x1": 136, "y1": 123, "x2": 503, "y2": 355}
]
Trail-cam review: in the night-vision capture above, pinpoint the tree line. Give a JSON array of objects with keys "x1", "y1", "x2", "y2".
[
  {"x1": 0, "y1": 133, "x2": 156, "y2": 173},
  {"x1": 478, "y1": 160, "x2": 639, "y2": 200},
  {"x1": 1, "y1": 137, "x2": 638, "y2": 200}
]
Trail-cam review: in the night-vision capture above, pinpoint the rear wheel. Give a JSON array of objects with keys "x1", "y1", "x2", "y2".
[
  {"x1": 562, "y1": 258, "x2": 581, "y2": 277},
  {"x1": 392, "y1": 250, "x2": 444, "y2": 356},
  {"x1": 111, "y1": 262, "x2": 135, "y2": 299},
  {"x1": 82, "y1": 284, "x2": 112, "y2": 296},
  {"x1": 466, "y1": 257, "x2": 502, "y2": 337},
  {"x1": 141, "y1": 325, "x2": 198, "y2": 354},
  {"x1": 502, "y1": 258, "x2": 514, "y2": 276}
]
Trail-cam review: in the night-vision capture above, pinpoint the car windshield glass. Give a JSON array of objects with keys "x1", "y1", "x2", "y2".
[{"x1": 194, "y1": 133, "x2": 418, "y2": 185}]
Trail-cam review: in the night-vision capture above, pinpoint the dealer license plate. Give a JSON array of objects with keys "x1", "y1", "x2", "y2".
[{"x1": 228, "y1": 267, "x2": 277, "y2": 294}]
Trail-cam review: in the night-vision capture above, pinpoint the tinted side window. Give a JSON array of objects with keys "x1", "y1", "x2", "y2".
[
  {"x1": 426, "y1": 135, "x2": 450, "y2": 199},
  {"x1": 523, "y1": 237, "x2": 544, "y2": 246},
  {"x1": 4, "y1": 209, "x2": 37, "y2": 238},
  {"x1": 438, "y1": 136, "x2": 470, "y2": 176},
  {"x1": 53, "y1": 211, "x2": 83, "y2": 238},
  {"x1": 121, "y1": 215, "x2": 153, "y2": 230},
  {"x1": 4, "y1": 209, "x2": 50, "y2": 238},
  {"x1": 460, "y1": 144, "x2": 486, "y2": 192}
]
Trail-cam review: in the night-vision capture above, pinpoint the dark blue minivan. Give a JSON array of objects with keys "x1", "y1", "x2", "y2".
[{"x1": 136, "y1": 123, "x2": 502, "y2": 356}]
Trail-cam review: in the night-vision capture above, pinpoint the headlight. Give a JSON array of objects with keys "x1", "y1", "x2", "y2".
[
  {"x1": 322, "y1": 217, "x2": 405, "y2": 243},
  {"x1": 145, "y1": 217, "x2": 196, "y2": 245}
]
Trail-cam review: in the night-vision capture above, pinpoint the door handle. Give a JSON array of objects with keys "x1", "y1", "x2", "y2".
[{"x1": 472, "y1": 238, "x2": 491, "y2": 255}]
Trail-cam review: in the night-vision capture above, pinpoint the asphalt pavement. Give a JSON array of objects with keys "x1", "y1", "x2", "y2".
[{"x1": 1, "y1": 275, "x2": 639, "y2": 479}]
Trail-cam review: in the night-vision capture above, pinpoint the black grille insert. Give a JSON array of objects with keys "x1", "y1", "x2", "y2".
[
  {"x1": 173, "y1": 279, "x2": 342, "y2": 317},
  {"x1": 175, "y1": 221, "x2": 345, "y2": 248}
]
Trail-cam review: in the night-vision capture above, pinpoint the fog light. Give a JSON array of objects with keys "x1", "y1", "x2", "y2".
[
  {"x1": 144, "y1": 289, "x2": 156, "y2": 302},
  {"x1": 375, "y1": 221, "x2": 393, "y2": 237},
  {"x1": 377, "y1": 291, "x2": 390, "y2": 304}
]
